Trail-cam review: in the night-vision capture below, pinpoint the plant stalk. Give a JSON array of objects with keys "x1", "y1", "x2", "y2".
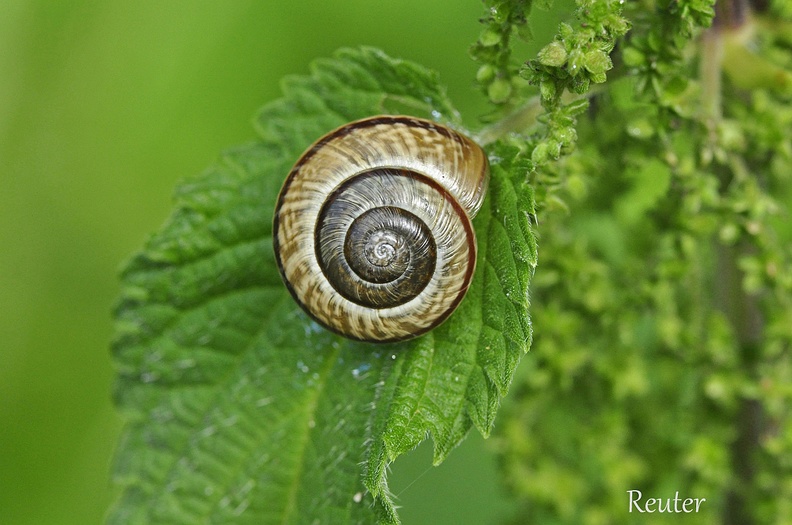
[
  {"x1": 709, "y1": 4, "x2": 765, "y2": 524},
  {"x1": 474, "y1": 97, "x2": 544, "y2": 146}
]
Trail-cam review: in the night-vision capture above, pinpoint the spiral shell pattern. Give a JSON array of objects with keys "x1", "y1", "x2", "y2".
[{"x1": 273, "y1": 116, "x2": 489, "y2": 342}]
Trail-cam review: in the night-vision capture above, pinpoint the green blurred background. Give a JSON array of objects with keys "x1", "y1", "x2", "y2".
[{"x1": 0, "y1": 2, "x2": 565, "y2": 524}]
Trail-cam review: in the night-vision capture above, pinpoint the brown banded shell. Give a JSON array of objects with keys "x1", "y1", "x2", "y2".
[{"x1": 273, "y1": 115, "x2": 490, "y2": 342}]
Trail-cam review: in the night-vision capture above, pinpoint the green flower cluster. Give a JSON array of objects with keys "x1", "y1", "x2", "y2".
[
  {"x1": 470, "y1": 0, "x2": 534, "y2": 107},
  {"x1": 482, "y1": 0, "x2": 792, "y2": 522},
  {"x1": 524, "y1": 1, "x2": 629, "y2": 106},
  {"x1": 525, "y1": 2, "x2": 629, "y2": 172}
]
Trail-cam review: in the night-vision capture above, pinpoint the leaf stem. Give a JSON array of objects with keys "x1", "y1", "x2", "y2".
[
  {"x1": 716, "y1": 239, "x2": 764, "y2": 525},
  {"x1": 474, "y1": 88, "x2": 602, "y2": 147},
  {"x1": 707, "y1": 6, "x2": 765, "y2": 522},
  {"x1": 699, "y1": 24, "x2": 724, "y2": 146},
  {"x1": 474, "y1": 97, "x2": 544, "y2": 146}
]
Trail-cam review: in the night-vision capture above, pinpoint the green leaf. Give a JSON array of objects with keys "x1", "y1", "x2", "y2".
[{"x1": 110, "y1": 47, "x2": 535, "y2": 524}]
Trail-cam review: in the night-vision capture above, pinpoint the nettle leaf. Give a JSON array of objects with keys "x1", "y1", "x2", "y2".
[{"x1": 110, "y1": 47, "x2": 535, "y2": 525}]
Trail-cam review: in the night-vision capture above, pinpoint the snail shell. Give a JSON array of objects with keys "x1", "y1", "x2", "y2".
[{"x1": 273, "y1": 115, "x2": 489, "y2": 342}]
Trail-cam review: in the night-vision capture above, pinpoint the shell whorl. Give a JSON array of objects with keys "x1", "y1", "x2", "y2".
[{"x1": 273, "y1": 116, "x2": 490, "y2": 342}]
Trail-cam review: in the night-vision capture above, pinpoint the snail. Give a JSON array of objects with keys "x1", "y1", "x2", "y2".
[{"x1": 273, "y1": 115, "x2": 490, "y2": 342}]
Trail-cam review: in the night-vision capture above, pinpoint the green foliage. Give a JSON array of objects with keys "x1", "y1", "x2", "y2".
[
  {"x1": 110, "y1": 48, "x2": 536, "y2": 524},
  {"x1": 493, "y1": 1, "x2": 792, "y2": 524},
  {"x1": 623, "y1": 0, "x2": 715, "y2": 103}
]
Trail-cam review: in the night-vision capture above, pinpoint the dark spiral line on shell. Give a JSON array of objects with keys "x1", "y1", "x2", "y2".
[{"x1": 315, "y1": 169, "x2": 438, "y2": 309}]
